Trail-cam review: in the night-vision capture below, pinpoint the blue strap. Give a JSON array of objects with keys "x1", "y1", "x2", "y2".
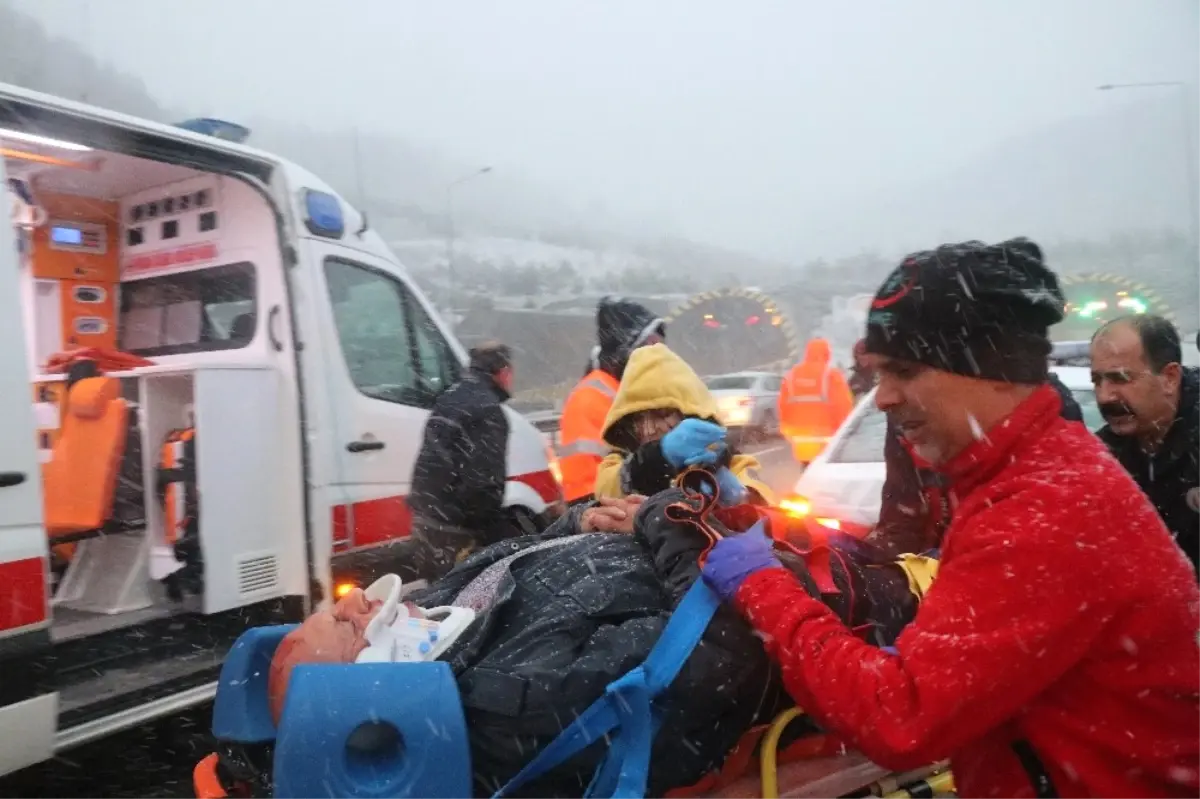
[{"x1": 493, "y1": 579, "x2": 722, "y2": 799}]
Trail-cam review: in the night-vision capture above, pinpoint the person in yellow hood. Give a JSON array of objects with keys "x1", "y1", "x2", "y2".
[{"x1": 594, "y1": 344, "x2": 775, "y2": 504}]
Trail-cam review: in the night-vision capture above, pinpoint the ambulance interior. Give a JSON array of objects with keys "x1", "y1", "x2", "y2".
[{"x1": 5, "y1": 123, "x2": 300, "y2": 718}]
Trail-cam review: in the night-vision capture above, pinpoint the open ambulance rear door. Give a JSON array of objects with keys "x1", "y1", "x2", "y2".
[{"x1": 0, "y1": 159, "x2": 55, "y2": 776}]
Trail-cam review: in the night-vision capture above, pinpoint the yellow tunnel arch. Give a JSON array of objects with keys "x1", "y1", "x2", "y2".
[
  {"x1": 1059, "y1": 271, "x2": 1177, "y2": 326},
  {"x1": 666, "y1": 287, "x2": 803, "y2": 367}
]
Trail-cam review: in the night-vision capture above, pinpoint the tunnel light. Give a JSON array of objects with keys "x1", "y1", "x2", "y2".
[
  {"x1": 0, "y1": 128, "x2": 91, "y2": 152},
  {"x1": 1117, "y1": 297, "x2": 1147, "y2": 314},
  {"x1": 334, "y1": 581, "x2": 357, "y2": 599}
]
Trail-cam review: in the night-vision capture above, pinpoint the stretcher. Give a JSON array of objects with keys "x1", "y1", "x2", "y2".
[
  {"x1": 193, "y1": 471, "x2": 955, "y2": 798},
  {"x1": 191, "y1": 628, "x2": 952, "y2": 799}
]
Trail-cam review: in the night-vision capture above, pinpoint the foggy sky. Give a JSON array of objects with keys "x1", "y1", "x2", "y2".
[{"x1": 9, "y1": 0, "x2": 1198, "y2": 259}]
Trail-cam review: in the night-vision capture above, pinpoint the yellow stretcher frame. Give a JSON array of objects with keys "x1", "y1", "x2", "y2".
[{"x1": 700, "y1": 706, "x2": 955, "y2": 799}]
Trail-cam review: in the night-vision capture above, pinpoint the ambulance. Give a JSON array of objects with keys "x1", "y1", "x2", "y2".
[{"x1": 0, "y1": 82, "x2": 562, "y2": 777}]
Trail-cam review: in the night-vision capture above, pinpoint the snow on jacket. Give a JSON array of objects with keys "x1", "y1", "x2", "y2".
[
  {"x1": 407, "y1": 491, "x2": 795, "y2": 797},
  {"x1": 409, "y1": 367, "x2": 511, "y2": 540},
  {"x1": 732, "y1": 384, "x2": 1200, "y2": 798},
  {"x1": 1098, "y1": 366, "x2": 1199, "y2": 574},
  {"x1": 592, "y1": 344, "x2": 773, "y2": 503},
  {"x1": 870, "y1": 372, "x2": 1086, "y2": 557}
]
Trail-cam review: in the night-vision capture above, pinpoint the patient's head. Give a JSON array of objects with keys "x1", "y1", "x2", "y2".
[{"x1": 268, "y1": 588, "x2": 421, "y2": 723}]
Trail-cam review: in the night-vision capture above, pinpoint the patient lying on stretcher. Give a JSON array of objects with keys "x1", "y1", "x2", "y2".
[{"x1": 268, "y1": 488, "x2": 936, "y2": 798}]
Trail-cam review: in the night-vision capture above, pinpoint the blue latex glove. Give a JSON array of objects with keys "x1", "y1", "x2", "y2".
[
  {"x1": 660, "y1": 419, "x2": 727, "y2": 469},
  {"x1": 714, "y1": 466, "x2": 748, "y2": 507},
  {"x1": 701, "y1": 520, "x2": 782, "y2": 601}
]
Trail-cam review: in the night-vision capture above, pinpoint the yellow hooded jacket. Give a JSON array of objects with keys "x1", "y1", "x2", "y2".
[{"x1": 593, "y1": 344, "x2": 775, "y2": 503}]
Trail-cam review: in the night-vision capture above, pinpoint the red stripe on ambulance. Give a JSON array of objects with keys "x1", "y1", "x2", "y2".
[
  {"x1": 329, "y1": 468, "x2": 559, "y2": 552},
  {"x1": 0, "y1": 557, "x2": 47, "y2": 632}
]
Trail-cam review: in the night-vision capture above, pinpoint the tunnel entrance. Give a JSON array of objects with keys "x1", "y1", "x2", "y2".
[
  {"x1": 1056, "y1": 272, "x2": 1177, "y2": 341},
  {"x1": 666, "y1": 288, "x2": 799, "y2": 377}
]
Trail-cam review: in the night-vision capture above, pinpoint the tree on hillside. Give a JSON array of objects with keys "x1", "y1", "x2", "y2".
[{"x1": 0, "y1": 5, "x2": 169, "y2": 120}]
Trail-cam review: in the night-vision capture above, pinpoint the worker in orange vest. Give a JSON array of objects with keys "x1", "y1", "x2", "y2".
[
  {"x1": 778, "y1": 337, "x2": 855, "y2": 464},
  {"x1": 558, "y1": 298, "x2": 665, "y2": 504}
]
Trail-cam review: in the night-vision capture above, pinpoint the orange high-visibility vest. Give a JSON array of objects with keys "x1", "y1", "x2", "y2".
[
  {"x1": 558, "y1": 369, "x2": 619, "y2": 502},
  {"x1": 778, "y1": 339, "x2": 854, "y2": 463}
]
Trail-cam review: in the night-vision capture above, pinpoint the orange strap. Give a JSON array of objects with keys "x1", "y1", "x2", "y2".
[
  {"x1": 43, "y1": 346, "x2": 154, "y2": 373},
  {"x1": 193, "y1": 753, "x2": 228, "y2": 799}
]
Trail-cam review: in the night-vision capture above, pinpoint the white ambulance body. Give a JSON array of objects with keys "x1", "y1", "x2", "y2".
[{"x1": 0, "y1": 82, "x2": 562, "y2": 777}]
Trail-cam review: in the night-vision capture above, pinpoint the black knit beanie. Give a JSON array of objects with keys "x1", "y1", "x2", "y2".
[
  {"x1": 595, "y1": 297, "x2": 665, "y2": 378},
  {"x1": 863, "y1": 238, "x2": 1066, "y2": 384}
]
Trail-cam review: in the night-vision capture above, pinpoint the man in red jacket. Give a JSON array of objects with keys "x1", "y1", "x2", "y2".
[{"x1": 703, "y1": 239, "x2": 1200, "y2": 798}]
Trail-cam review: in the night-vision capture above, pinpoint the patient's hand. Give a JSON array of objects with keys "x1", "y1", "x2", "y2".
[{"x1": 582, "y1": 495, "x2": 646, "y2": 534}]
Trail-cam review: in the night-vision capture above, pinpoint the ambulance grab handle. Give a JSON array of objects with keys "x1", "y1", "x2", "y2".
[
  {"x1": 347, "y1": 440, "x2": 385, "y2": 453},
  {"x1": 0, "y1": 472, "x2": 26, "y2": 488}
]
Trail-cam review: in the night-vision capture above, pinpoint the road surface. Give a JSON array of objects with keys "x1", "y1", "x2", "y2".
[{"x1": 3, "y1": 439, "x2": 805, "y2": 798}]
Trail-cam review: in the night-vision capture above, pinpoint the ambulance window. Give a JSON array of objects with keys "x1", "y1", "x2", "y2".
[
  {"x1": 118, "y1": 262, "x2": 257, "y2": 356},
  {"x1": 324, "y1": 258, "x2": 457, "y2": 409},
  {"x1": 408, "y1": 297, "x2": 462, "y2": 395}
]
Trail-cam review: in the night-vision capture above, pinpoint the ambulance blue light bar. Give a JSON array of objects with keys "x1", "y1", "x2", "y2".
[
  {"x1": 304, "y1": 190, "x2": 345, "y2": 239},
  {"x1": 174, "y1": 118, "x2": 252, "y2": 143}
]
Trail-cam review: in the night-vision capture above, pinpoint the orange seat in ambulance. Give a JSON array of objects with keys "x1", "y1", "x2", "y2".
[{"x1": 42, "y1": 376, "x2": 130, "y2": 539}]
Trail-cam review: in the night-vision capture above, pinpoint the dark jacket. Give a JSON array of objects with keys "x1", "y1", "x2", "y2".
[
  {"x1": 1098, "y1": 366, "x2": 1199, "y2": 573},
  {"x1": 847, "y1": 364, "x2": 876, "y2": 399},
  {"x1": 409, "y1": 492, "x2": 793, "y2": 797},
  {"x1": 870, "y1": 374, "x2": 1085, "y2": 556},
  {"x1": 409, "y1": 367, "x2": 510, "y2": 541},
  {"x1": 408, "y1": 489, "x2": 922, "y2": 797}
]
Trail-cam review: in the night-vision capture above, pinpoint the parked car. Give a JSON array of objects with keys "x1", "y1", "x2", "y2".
[
  {"x1": 783, "y1": 365, "x2": 1103, "y2": 536},
  {"x1": 703, "y1": 371, "x2": 782, "y2": 441}
]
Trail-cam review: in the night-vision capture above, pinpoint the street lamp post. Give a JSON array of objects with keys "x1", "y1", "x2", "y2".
[
  {"x1": 1098, "y1": 81, "x2": 1198, "y2": 261},
  {"x1": 444, "y1": 166, "x2": 493, "y2": 332}
]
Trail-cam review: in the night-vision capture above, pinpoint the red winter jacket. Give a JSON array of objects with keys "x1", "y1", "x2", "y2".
[{"x1": 734, "y1": 385, "x2": 1200, "y2": 798}]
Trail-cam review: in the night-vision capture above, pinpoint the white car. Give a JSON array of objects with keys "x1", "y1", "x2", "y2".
[
  {"x1": 785, "y1": 366, "x2": 1104, "y2": 534},
  {"x1": 703, "y1": 371, "x2": 783, "y2": 440}
]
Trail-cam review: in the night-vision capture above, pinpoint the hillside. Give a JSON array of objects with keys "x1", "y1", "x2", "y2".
[{"x1": 806, "y1": 94, "x2": 1199, "y2": 258}]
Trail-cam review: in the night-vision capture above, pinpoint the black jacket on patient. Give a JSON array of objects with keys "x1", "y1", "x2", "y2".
[{"x1": 408, "y1": 489, "x2": 921, "y2": 797}]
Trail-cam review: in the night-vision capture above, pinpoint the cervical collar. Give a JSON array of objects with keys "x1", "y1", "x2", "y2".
[{"x1": 356, "y1": 574, "x2": 476, "y2": 663}]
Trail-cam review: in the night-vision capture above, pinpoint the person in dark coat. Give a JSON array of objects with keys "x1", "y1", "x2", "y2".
[
  {"x1": 1091, "y1": 315, "x2": 1199, "y2": 574},
  {"x1": 847, "y1": 339, "x2": 877, "y2": 399},
  {"x1": 404, "y1": 341, "x2": 516, "y2": 580}
]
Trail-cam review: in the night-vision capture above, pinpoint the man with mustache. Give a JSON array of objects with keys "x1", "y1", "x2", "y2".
[
  {"x1": 1091, "y1": 315, "x2": 1198, "y2": 574},
  {"x1": 702, "y1": 238, "x2": 1199, "y2": 798}
]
